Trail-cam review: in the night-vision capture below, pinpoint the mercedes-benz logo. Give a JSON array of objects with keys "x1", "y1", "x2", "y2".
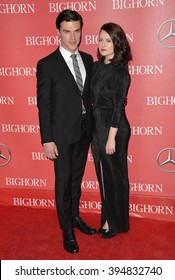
[
  {"x1": 0, "y1": 144, "x2": 11, "y2": 166},
  {"x1": 157, "y1": 19, "x2": 175, "y2": 48},
  {"x1": 157, "y1": 148, "x2": 175, "y2": 173}
]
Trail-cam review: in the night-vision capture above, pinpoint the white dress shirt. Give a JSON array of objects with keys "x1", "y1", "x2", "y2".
[{"x1": 59, "y1": 46, "x2": 86, "y2": 85}]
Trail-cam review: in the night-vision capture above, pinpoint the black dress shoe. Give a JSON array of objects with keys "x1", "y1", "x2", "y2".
[
  {"x1": 97, "y1": 227, "x2": 107, "y2": 234},
  {"x1": 101, "y1": 231, "x2": 117, "y2": 239},
  {"x1": 63, "y1": 230, "x2": 79, "y2": 254},
  {"x1": 74, "y1": 217, "x2": 96, "y2": 234}
]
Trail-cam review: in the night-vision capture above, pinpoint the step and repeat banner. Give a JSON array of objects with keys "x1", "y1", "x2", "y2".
[{"x1": 0, "y1": 0, "x2": 175, "y2": 222}]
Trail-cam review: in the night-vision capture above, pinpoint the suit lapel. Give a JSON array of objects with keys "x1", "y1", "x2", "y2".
[
  {"x1": 79, "y1": 52, "x2": 90, "y2": 94},
  {"x1": 56, "y1": 49, "x2": 81, "y2": 96},
  {"x1": 56, "y1": 49, "x2": 90, "y2": 96},
  {"x1": 56, "y1": 49, "x2": 77, "y2": 84}
]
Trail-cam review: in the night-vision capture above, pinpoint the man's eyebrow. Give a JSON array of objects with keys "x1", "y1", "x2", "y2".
[{"x1": 62, "y1": 28, "x2": 81, "y2": 32}]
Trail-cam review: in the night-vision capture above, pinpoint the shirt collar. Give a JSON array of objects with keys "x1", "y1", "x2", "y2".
[{"x1": 59, "y1": 46, "x2": 80, "y2": 61}]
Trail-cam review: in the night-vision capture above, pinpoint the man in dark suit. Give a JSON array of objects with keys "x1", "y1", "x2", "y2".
[{"x1": 36, "y1": 9, "x2": 96, "y2": 254}]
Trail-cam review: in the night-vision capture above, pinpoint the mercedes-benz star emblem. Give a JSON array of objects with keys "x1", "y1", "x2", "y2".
[
  {"x1": 0, "y1": 144, "x2": 12, "y2": 166},
  {"x1": 157, "y1": 148, "x2": 175, "y2": 173},
  {"x1": 157, "y1": 19, "x2": 175, "y2": 48}
]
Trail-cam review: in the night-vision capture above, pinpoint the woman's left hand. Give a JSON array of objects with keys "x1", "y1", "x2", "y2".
[{"x1": 105, "y1": 138, "x2": 116, "y2": 155}]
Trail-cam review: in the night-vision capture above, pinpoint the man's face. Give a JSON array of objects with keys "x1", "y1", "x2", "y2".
[{"x1": 57, "y1": 20, "x2": 82, "y2": 53}]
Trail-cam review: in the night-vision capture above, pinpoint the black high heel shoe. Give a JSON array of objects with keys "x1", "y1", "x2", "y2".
[
  {"x1": 101, "y1": 231, "x2": 117, "y2": 239},
  {"x1": 97, "y1": 228, "x2": 107, "y2": 234}
]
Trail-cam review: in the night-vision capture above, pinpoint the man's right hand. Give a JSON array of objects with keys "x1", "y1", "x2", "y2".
[{"x1": 43, "y1": 142, "x2": 58, "y2": 160}]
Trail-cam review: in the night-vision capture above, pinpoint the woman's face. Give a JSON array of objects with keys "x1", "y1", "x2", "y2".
[{"x1": 98, "y1": 29, "x2": 114, "y2": 62}]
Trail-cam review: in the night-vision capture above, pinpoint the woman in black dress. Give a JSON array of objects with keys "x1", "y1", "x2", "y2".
[{"x1": 91, "y1": 22, "x2": 132, "y2": 238}]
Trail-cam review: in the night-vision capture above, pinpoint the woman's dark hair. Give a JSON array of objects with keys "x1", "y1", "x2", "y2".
[
  {"x1": 97, "y1": 22, "x2": 132, "y2": 65},
  {"x1": 56, "y1": 9, "x2": 83, "y2": 30}
]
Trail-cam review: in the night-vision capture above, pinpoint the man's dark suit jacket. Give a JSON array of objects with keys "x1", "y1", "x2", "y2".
[{"x1": 36, "y1": 48, "x2": 94, "y2": 145}]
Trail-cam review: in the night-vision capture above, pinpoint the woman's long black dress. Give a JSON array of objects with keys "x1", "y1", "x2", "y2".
[{"x1": 91, "y1": 61, "x2": 131, "y2": 234}]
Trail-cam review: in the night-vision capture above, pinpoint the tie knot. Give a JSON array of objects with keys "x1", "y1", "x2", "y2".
[{"x1": 71, "y1": 54, "x2": 77, "y2": 60}]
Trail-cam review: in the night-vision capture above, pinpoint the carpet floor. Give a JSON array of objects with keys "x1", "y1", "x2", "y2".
[{"x1": 0, "y1": 205, "x2": 175, "y2": 260}]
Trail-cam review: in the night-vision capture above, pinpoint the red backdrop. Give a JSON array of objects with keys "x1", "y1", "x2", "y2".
[{"x1": 1, "y1": 0, "x2": 175, "y2": 222}]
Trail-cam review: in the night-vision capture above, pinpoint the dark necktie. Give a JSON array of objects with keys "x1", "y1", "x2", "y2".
[{"x1": 70, "y1": 54, "x2": 86, "y2": 114}]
